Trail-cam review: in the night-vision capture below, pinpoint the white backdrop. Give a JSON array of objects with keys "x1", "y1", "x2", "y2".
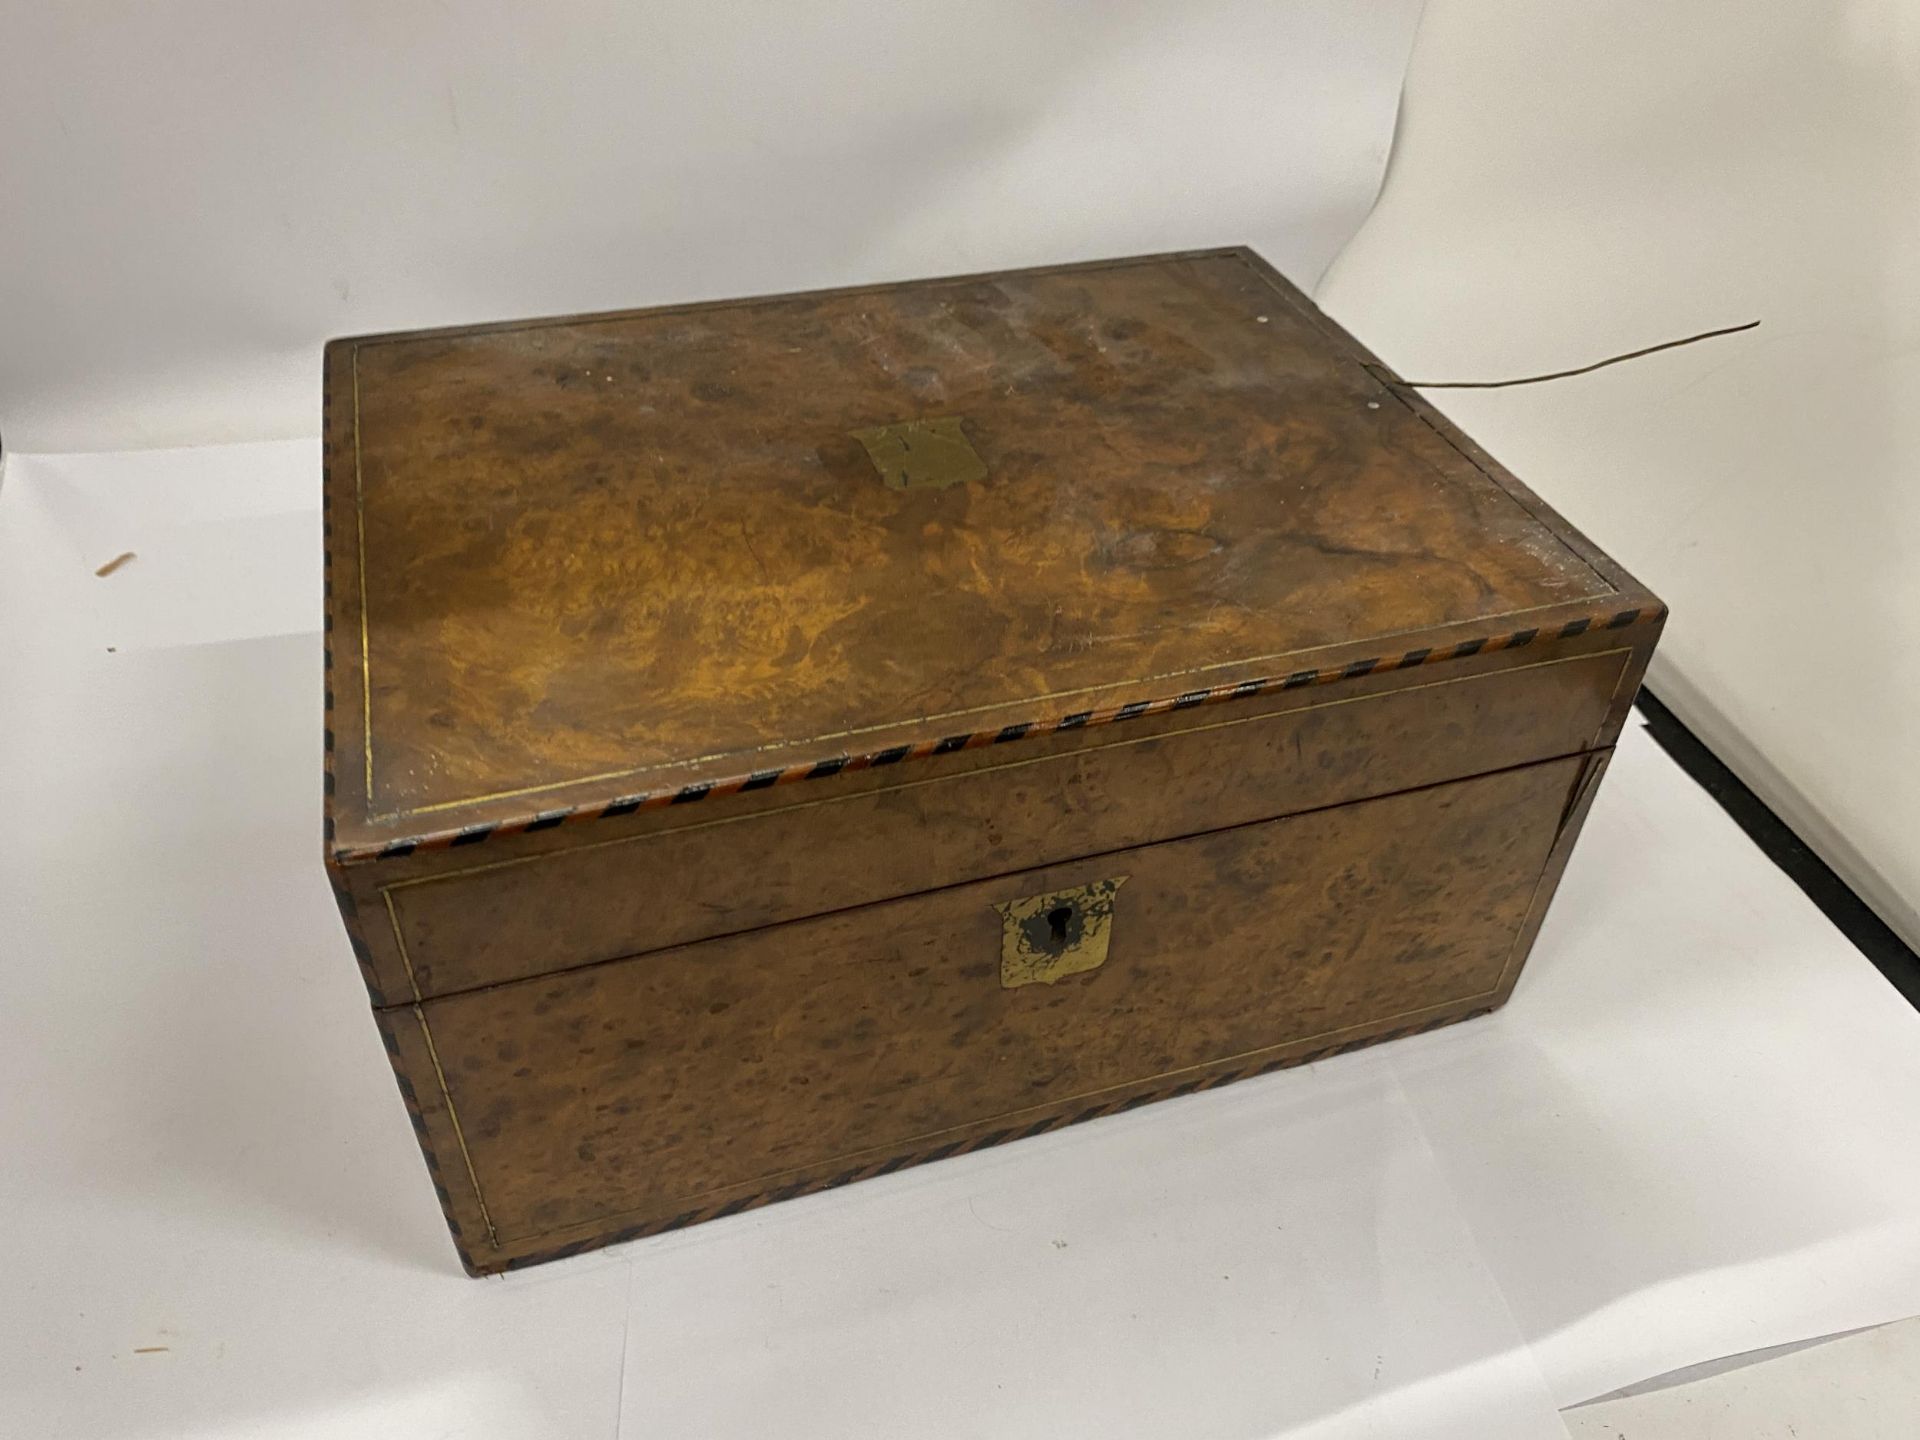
[
  {"x1": 6, "y1": 6, "x2": 1920, "y2": 1434},
  {"x1": 0, "y1": 0, "x2": 1418, "y2": 452},
  {"x1": 1323, "y1": 0, "x2": 1920, "y2": 948}
]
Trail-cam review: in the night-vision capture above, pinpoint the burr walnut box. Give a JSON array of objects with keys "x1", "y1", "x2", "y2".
[{"x1": 321, "y1": 248, "x2": 1663, "y2": 1274}]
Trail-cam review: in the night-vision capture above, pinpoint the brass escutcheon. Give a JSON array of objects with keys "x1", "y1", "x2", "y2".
[{"x1": 993, "y1": 877, "x2": 1128, "y2": 989}]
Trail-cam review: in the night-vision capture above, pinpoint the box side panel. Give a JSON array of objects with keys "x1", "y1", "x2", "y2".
[
  {"x1": 1590, "y1": 618, "x2": 1663, "y2": 750},
  {"x1": 1484, "y1": 747, "x2": 1615, "y2": 1012},
  {"x1": 325, "y1": 861, "x2": 489, "y2": 1271},
  {"x1": 376, "y1": 1005, "x2": 496, "y2": 1274},
  {"x1": 380, "y1": 642, "x2": 1634, "y2": 999},
  {"x1": 326, "y1": 859, "x2": 415, "y2": 1013},
  {"x1": 418, "y1": 754, "x2": 1587, "y2": 1273}
]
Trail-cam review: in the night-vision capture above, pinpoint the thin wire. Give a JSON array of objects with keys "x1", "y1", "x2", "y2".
[{"x1": 1391, "y1": 319, "x2": 1760, "y2": 390}]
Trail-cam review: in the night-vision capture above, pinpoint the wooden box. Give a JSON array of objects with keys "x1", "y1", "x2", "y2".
[{"x1": 321, "y1": 249, "x2": 1663, "y2": 1274}]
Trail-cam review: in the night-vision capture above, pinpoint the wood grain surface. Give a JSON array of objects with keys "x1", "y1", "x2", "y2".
[
  {"x1": 318, "y1": 250, "x2": 1665, "y2": 1274},
  {"x1": 383, "y1": 647, "x2": 1628, "y2": 1001},
  {"x1": 324, "y1": 249, "x2": 1636, "y2": 846},
  {"x1": 414, "y1": 756, "x2": 1583, "y2": 1266}
]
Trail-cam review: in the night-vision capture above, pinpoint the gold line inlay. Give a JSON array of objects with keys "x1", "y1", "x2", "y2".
[
  {"x1": 382, "y1": 890, "x2": 425, "y2": 1005},
  {"x1": 414, "y1": 1004, "x2": 498, "y2": 1247}
]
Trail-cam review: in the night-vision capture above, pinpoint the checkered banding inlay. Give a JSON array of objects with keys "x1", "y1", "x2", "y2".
[{"x1": 328, "y1": 605, "x2": 1665, "y2": 864}]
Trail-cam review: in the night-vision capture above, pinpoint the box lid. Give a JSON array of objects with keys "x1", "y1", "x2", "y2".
[{"x1": 323, "y1": 248, "x2": 1658, "y2": 861}]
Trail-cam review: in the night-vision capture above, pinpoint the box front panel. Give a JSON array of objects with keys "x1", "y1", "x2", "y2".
[
  {"x1": 409, "y1": 754, "x2": 1587, "y2": 1267},
  {"x1": 380, "y1": 646, "x2": 1632, "y2": 999}
]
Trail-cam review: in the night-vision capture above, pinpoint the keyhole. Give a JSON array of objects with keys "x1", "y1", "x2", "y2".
[{"x1": 1046, "y1": 904, "x2": 1074, "y2": 949}]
